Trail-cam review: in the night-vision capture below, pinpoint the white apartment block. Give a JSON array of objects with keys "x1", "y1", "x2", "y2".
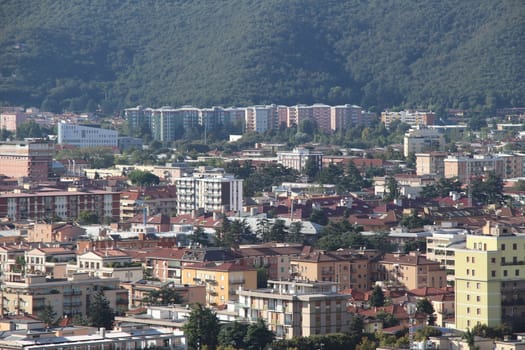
[
  {"x1": 58, "y1": 122, "x2": 118, "y2": 148},
  {"x1": 403, "y1": 126, "x2": 444, "y2": 157},
  {"x1": 381, "y1": 110, "x2": 435, "y2": 129},
  {"x1": 176, "y1": 169, "x2": 243, "y2": 214},
  {"x1": 277, "y1": 147, "x2": 323, "y2": 174},
  {"x1": 245, "y1": 106, "x2": 272, "y2": 133}
]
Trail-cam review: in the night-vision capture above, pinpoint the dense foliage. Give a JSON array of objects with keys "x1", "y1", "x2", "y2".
[{"x1": 1, "y1": 1, "x2": 523, "y2": 112}]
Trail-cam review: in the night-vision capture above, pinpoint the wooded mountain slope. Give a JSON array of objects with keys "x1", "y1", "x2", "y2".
[{"x1": 0, "y1": 0, "x2": 523, "y2": 112}]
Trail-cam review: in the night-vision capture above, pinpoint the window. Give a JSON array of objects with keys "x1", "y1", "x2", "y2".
[
  {"x1": 504, "y1": 270, "x2": 508, "y2": 277},
  {"x1": 467, "y1": 307, "x2": 470, "y2": 314},
  {"x1": 476, "y1": 283, "x2": 481, "y2": 289},
  {"x1": 472, "y1": 257, "x2": 475, "y2": 263},
  {"x1": 477, "y1": 296, "x2": 481, "y2": 302},
  {"x1": 516, "y1": 270, "x2": 520, "y2": 276},
  {"x1": 513, "y1": 243, "x2": 518, "y2": 250},
  {"x1": 491, "y1": 257, "x2": 496, "y2": 263},
  {"x1": 467, "y1": 269, "x2": 470, "y2": 275},
  {"x1": 502, "y1": 244, "x2": 506, "y2": 250},
  {"x1": 477, "y1": 308, "x2": 481, "y2": 315},
  {"x1": 467, "y1": 282, "x2": 470, "y2": 288},
  {"x1": 492, "y1": 270, "x2": 496, "y2": 277},
  {"x1": 467, "y1": 295, "x2": 470, "y2": 301},
  {"x1": 472, "y1": 270, "x2": 475, "y2": 276},
  {"x1": 502, "y1": 257, "x2": 506, "y2": 264},
  {"x1": 466, "y1": 257, "x2": 470, "y2": 263}
]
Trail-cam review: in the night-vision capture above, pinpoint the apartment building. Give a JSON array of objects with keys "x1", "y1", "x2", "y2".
[
  {"x1": 0, "y1": 244, "x2": 31, "y2": 282},
  {"x1": 0, "y1": 188, "x2": 120, "y2": 222},
  {"x1": 0, "y1": 273, "x2": 127, "y2": 318},
  {"x1": 120, "y1": 280, "x2": 205, "y2": 308},
  {"x1": 330, "y1": 104, "x2": 363, "y2": 131},
  {"x1": 245, "y1": 106, "x2": 272, "y2": 133},
  {"x1": 58, "y1": 122, "x2": 118, "y2": 148},
  {"x1": 181, "y1": 262, "x2": 257, "y2": 306},
  {"x1": 403, "y1": 126, "x2": 444, "y2": 157},
  {"x1": 175, "y1": 169, "x2": 243, "y2": 215},
  {"x1": 28, "y1": 223, "x2": 85, "y2": 243},
  {"x1": 376, "y1": 252, "x2": 447, "y2": 290},
  {"x1": 25, "y1": 247, "x2": 76, "y2": 279},
  {"x1": 455, "y1": 221, "x2": 525, "y2": 331},
  {"x1": 425, "y1": 227, "x2": 468, "y2": 281},
  {"x1": 289, "y1": 249, "x2": 374, "y2": 293},
  {"x1": 0, "y1": 112, "x2": 26, "y2": 132},
  {"x1": 0, "y1": 140, "x2": 54, "y2": 182},
  {"x1": 237, "y1": 280, "x2": 349, "y2": 339},
  {"x1": 73, "y1": 249, "x2": 143, "y2": 282},
  {"x1": 381, "y1": 110, "x2": 435, "y2": 129},
  {"x1": 444, "y1": 155, "x2": 505, "y2": 184},
  {"x1": 237, "y1": 243, "x2": 303, "y2": 281},
  {"x1": 416, "y1": 152, "x2": 448, "y2": 176},
  {"x1": 277, "y1": 147, "x2": 323, "y2": 174},
  {"x1": 120, "y1": 186, "x2": 177, "y2": 221}
]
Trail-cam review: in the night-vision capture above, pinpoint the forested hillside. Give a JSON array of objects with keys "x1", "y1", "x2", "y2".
[{"x1": 0, "y1": 0, "x2": 523, "y2": 113}]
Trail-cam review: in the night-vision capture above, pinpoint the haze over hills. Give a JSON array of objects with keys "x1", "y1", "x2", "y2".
[{"x1": 0, "y1": 0, "x2": 523, "y2": 113}]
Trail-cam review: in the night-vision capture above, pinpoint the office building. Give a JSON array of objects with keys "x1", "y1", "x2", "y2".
[
  {"x1": 0, "y1": 140, "x2": 54, "y2": 181},
  {"x1": 58, "y1": 122, "x2": 118, "y2": 148}
]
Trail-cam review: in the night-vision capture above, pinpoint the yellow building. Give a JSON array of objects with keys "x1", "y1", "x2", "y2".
[
  {"x1": 182, "y1": 262, "x2": 257, "y2": 306},
  {"x1": 455, "y1": 221, "x2": 525, "y2": 331}
]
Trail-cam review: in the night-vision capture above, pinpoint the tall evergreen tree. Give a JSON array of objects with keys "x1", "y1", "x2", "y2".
[
  {"x1": 88, "y1": 291, "x2": 115, "y2": 330},
  {"x1": 183, "y1": 303, "x2": 220, "y2": 350},
  {"x1": 369, "y1": 286, "x2": 385, "y2": 307},
  {"x1": 243, "y1": 319, "x2": 275, "y2": 350}
]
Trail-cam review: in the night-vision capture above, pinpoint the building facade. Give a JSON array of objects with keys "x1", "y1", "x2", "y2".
[
  {"x1": 416, "y1": 152, "x2": 448, "y2": 177},
  {"x1": 175, "y1": 169, "x2": 243, "y2": 215},
  {"x1": 0, "y1": 112, "x2": 26, "y2": 132},
  {"x1": 381, "y1": 110, "x2": 435, "y2": 129},
  {"x1": 403, "y1": 126, "x2": 444, "y2": 157},
  {"x1": 277, "y1": 147, "x2": 323, "y2": 174},
  {"x1": 237, "y1": 280, "x2": 349, "y2": 339},
  {"x1": 0, "y1": 141, "x2": 54, "y2": 182},
  {"x1": 444, "y1": 155, "x2": 506, "y2": 184},
  {"x1": 58, "y1": 122, "x2": 118, "y2": 148}
]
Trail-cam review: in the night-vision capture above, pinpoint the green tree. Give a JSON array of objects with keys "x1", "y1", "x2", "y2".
[
  {"x1": 309, "y1": 209, "x2": 328, "y2": 226},
  {"x1": 88, "y1": 291, "x2": 115, "y2": 330},
  {"x1": 463, "y1": 328, "x2": 479, "y2": 350},
  {"x1": 357, "y1": 337, "x2": 377, "y2": 350},
  {"x1": 183, "y1": 303, "x2": 220, "y2": 350},
  {"x1": 469, "y1": 172, "x2": 504, "y2": 205},
  {"x1": 399, "y1": 214, "x2": 432, "y2": 230},
  {"x1": 78, "y1": 210, "x2": 99, "y2": 224},
  {"x1": 376, "y1": 311, "x2": 399, "y2": 328},
  {"x1": 304, "y1": 156, "x2": 320, "y2": 181},
  {"x1": 128, "y1": 170, "x2": 160, "y2": 186},
  {"x1": 243, "y1": 319, "x2": 275, "y2": 350},
  {"x1": 191, "y1": 226, "x2": 209, "y2": 247},
  {"x1": 218, "y1": 321, "x2": 248, "y2": 349},
  {"x1": 38, "y1": 303, "x2": 57, "y2": 328},
  {"x1": 416, "y1": 298, "x2": 436, "y2": 326},
  {"x1": 369, "y1": 286, "x2": 385, "y2": 307},
  {"x1": 256, "y1": 267, "x2": 269, "y2": 288},
  {"x1": 269, "y1": 219, "x2": 287, "y2": 242},
  {"x1": 144, "y1": 285, "x2": 183, "y2": 305},
  {"x1": 383, "y1": 177, "x2": 400, "y2": 202},
  {"x1": 287, "y1": 221, "x2": 303, "y2": 243}
]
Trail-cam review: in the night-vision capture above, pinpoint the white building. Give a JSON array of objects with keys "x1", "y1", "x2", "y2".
[
  {"x1": 277, "y1": 147, "x2": 323, "y2": 174},
  {"x1": 403, "y1": 126, "x2": 445, "y2": 157},
  {"x1": 58, "y1": 122, "x2": 118, "y2": 148},
  {"x1": 382, "y1": 110, "x2": 435, "y2": 129},
  {"x1": 245, "y1": 106, "x2": 271, "y2": 133},
  {"x1": 176, "y1": 168, "x2": 243, "y2": 215}
]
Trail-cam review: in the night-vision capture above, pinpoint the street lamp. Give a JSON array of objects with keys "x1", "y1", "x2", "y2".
[{"x1": 405, "y1": 302, "x2": 417, "y2": 350}]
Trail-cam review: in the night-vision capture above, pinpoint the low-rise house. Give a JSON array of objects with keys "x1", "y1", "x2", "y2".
[
  {"x1": 25, "y1": 247, "x2": 76, "y2": 279},
  {"x1": 73, "y1": 249, "x2": 143, "y2": 282},
  {"x1": 28, "y1": 223, "x2": 86, "y2": 243}
]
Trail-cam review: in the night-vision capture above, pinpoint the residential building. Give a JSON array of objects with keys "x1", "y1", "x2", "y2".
[
  {"x1": 425, "y1": 225, "x2": 468, "y2": 281},
  {"x1": 0, "y1": 244, "x2": 31, "y2": 282},
  {"x1": 118, "y1": 136, "x2": 143, "y2": 152},
  {"x1": 181, "y1": 262, "x2": 257, "y2": 306},
  {"x1": 444, "y1": 155, "x2": 505, "y2": 184},
  {"x1": 403, "y1": 126, "x2": 444, "y2": 157},
  {"x1": 416, "y1": 152, "x2": 448, "y2": 177},
  {"x1": 0, "y1": 273, "x2": 127, "y2": 318},
  {"x1": 498, "y1": 153, "x2": 525, "y2": 178},
  {"x1": 454, "y1": 221, "x2": 525, "y2": 331},
  {"x1": 289, "y1": 248, "x2": 375, "y2": 292},
  {"x1": 237, "y1": 280, "x2": 349, "y2": 339},
  {"x1": 175, "y1": 168, "x2": 243, "y2": 215},
  {"x1": 25, "y1": 247, "x2": 76, "y2": 279},
  {"x1": 381, "y1": 110, "x2": 435, "y2": 129},
  {"x1": 376, "y1": 252, "x2": 447, "y2": 290},
  {"x1": 28, "y1": 223, "x2": 85, "y2": 243},
  {"x1": 277, "y1": 147, "x2": 323, "y2": 174},
  {"x1": 310, "y1": 103, "x2": 332, "y2": 132},
  {"x1": 0, "y1": 112, "x2": 26, "y2": 132},
  {"x1": 0, "y1": 140, "x2": 54, "y2": 182},
  {"x1": 120, "y1": 186, "x2": 177, "y2": 221},
  {"x1": 0, "y1": 188, "x2": 120, "y2": 222},
  {"x1": 245, "y1": 106, "x2": 271, "y2": 133},
  {"x1": 330, "y1": 104, "x2": 363, "y2": 131},
  {"x1": 73, "y1": 249, "x2": 143, "y2": 282},
  {"x1": 120, "y1": 280, "x2": 206, "y2": 308},
  {"x1": 58, "y1": 122, "x2": 118, "y2": 148}
]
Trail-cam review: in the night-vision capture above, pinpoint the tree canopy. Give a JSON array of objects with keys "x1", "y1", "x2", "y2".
[
  {"x1": 87, "y1": 291, "x2": 115, "y2": 330},
  {"x1": 182, "y1": 303, "x2": 220, "y2": 350}
]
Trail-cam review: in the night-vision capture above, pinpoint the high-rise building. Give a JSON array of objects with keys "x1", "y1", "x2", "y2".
[
  {"x1": 245, "y1": 106, "x2": 271, "y2": 133},
  {"x1": 58, "y1": 122, "x2": 118, "y2": 148},
  {"x1": 454, "y1": 221, "x2": 525, "y2": 331},
  {"x1": 0, "y1": 140, "x2": 54, "y2": 181},
  {"x1": 416, "y1": 152, "x2": 448, "y2": 176},
  {"x1": 175, "y1": 168, "x2": 243, "y2": 215}
]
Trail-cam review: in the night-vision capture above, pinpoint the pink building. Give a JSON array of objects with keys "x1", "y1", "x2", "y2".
[
  {"x1": 0, "y1": 112, "x2": 26, "y2": 132},
  {"x1": 0, "y1": 141, "x2": 54, "y2": 181}
]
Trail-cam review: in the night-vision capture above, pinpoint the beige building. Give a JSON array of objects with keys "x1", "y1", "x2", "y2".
[
  {"x1": 444, "y1": 155, "x2": 505, "y2": 184},
  {"x1": 237, "y1": 280, "x2": 349, "y2": 339},
  {"x1": 182, "y1": 262, "x2": 257, "y2": 306},
  {"x1": 28, "y1": 223, "x2": 85, "y2": 243},
  {"x1": 120, "y1": 281, "x2": 206, "y2": 309},
  {"x1": 73, "y1": 249, "x2": 143, "y2": 282},
  {"x1": 0, "y1": 273, "x2": 128, "y2": 319},
  {"x1": 0, "y1": 244, "x2": 30, "y2": 283},
  {"x1": 416, "y1": 152, "x2": 448, "y2": 177},
  {"x1": 381, "y1": 110, "x2": 435, "y2": 129},
  {"x1": 25, "y1": 247, "x2": 76, "y2": 279},
  {"x1": 376, "y1": 252, "x2": 447, "y2": 290}
]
